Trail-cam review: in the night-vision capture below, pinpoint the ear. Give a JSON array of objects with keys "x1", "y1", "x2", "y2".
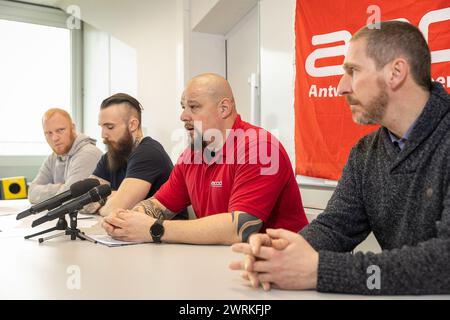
[
  {"x1": 71, "y1": 122, "x2": 76, "y2": 133},
  {"x1": 128, "y1": 117, "x2": 140, "y2": 132},
  {"x1": 218, "y1": 98, "x2": 233, "y2": 119},
  {"x1": 386, "y1": 58, "x2": 408, "y2": 90}
]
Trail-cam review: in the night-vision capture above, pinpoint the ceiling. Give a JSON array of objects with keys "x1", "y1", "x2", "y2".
[{"x1": 192, "y1": 0, "x2": 258, "y2": 35}]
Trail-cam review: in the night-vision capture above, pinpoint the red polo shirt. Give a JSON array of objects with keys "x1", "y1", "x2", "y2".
[{"x1": 154, "y1": 115, "x2": 308, "y2": 232}]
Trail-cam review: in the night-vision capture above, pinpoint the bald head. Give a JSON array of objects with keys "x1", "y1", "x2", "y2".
[
  {"x1": 181, "y1": 74, "x2": 239, "y2": 147},
  {"x1": 186, "y1": 73, "x2": 235, "y2": 107},
  {"x1": 42, "y1": 108, "x2": 73, "y2": 127},
  {"x1": 42, "y1": 108, "x2": 76, "y2": 155}
]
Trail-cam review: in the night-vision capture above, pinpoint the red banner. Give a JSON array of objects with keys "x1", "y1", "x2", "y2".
[{"x1": 295, "y1": 0, "x2": 450, "y2": 181}]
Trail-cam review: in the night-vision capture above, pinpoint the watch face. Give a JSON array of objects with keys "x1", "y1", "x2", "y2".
[{"x1": 151, "y1": 222, "x2": 164, "y2": 237}]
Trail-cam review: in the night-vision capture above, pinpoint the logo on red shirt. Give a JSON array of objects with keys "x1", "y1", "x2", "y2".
[{"x1": 210, "y1": 181, "x2": 223, "y2": 188}]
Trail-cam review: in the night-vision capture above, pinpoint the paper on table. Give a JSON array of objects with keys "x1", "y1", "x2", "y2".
[
  {"x1": 0, "y1": 200, "x2": 30, "y2": 217},
  {"x1": 0, "y1": 215, "x2": 22, "y2": 231},
  {"x1": 89, "y1": 234, "x2": 147, "y2": 247},
  {"x1": 0, "y1": 207, "x2": 22, "y2": 217}
]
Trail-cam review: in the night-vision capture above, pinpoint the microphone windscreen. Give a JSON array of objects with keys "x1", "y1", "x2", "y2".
[{"x1": 70, "y1": 179, "x2": 100, "y2": 197}]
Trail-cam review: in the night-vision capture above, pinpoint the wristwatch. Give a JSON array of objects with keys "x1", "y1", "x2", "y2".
[{"x1": 150, "y1": 214, "x2": 165, "y2": 243}]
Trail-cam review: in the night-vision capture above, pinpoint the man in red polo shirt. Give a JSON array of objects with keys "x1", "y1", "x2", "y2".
[{"x1": 102, "y1": 73, "x2": 308, "y2": 245}]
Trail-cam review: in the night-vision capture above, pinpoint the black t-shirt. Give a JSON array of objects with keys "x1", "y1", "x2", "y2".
[{"x1": 93, "y1": 137, "x2": 187, "y2": 219}]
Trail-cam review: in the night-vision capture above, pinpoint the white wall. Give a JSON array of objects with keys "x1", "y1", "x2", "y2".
[
  {"x1": 83, "y1": 23, "x2": 138, "y2": 152},
  {"x1": 189, "y1": 31, "x2": 226, "y2": 78},
  {"x1": 59, "y1": 0, "x2": 187, "y2": 161},
  {"x1": 188, "y1": 1, "x2": 260, "y2": 124},
  {"x1": 110, "y1": 37, "x2": 138, "y2": 98},
  {"x1": 190, "y1": 0, "x2": 258, "y2": 35},
  {"x1": 82, "y1": 23, "x2": 109, "y2": 151},
  {"x1": 260, "y1": 0, "x2": 339, "y2": 193},
  {"x1": 190, "y1": 0, "x2": 218, "y2": 30},
  {"x1": 259, "y1": 0, "x2": 296, "y2": 163},
  {"x1": 226, "y1": 5, "x2": 259, "y2": 124}
]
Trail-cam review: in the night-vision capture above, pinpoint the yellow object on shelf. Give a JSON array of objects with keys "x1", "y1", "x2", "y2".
[{"x1": 0, "y1": 176, "x2": 28, "y2": 200}]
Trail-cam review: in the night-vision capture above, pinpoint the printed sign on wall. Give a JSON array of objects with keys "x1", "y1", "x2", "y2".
[{"x1": 295, "y1": 0, "x2": 450, "y2": 180}]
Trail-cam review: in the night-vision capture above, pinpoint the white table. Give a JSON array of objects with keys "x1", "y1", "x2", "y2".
[{"x1": 0, "y1": 200, "x2": 448, "y2": 300}]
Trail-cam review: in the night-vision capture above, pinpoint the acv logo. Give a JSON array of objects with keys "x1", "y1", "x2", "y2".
[{"x1": 305, "y1": 7, "x2": 450, "y2": 78}]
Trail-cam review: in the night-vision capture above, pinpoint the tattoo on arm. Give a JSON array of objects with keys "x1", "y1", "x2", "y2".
[
  {"x1": 90, "y1": 175, "x2": 110, "y2": 207},
  {"x1": 136, "y1": 197, "x2": 177, "y2": 220},
  {"x1": 232, "y1": 211, "x2": 263, "y2": 242},
  {"x1": 90, "y1": 175, "x2": 111, "y2": 186}
]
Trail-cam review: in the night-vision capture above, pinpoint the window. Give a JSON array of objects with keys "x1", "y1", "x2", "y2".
[
  {"x1": 0, "y1": 0, "x2": 82, "y2": 156},
  {"x1": 0, "y1": 18, "x2": 70, "y2": 155}
]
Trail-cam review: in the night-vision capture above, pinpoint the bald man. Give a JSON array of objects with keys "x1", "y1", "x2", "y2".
[
  {"x1": 102, "y1": 74, "x2": 308, "y2": 245},
  {"x1": 28, "y1": 108, "x2": 103, "y2": 204}
]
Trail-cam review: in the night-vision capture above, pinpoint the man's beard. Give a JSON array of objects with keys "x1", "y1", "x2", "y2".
[
  {"x1": 187, "y1": 125, "x2": 208, "y2": 151},
  {"x1": 53, "y1": 129, "x2": 76, "y2": 155},
  {"x1": 346, "y1": 78, "x2": 388, "y2": 125},
  {"x1": 104, "y1": 130, "x2": 134, "y2": 172},
  {"x1": 190, "y1": 135, "x2": 209, "y2": 151}
]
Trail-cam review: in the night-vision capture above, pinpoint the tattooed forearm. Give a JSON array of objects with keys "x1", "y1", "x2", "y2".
[
  {"x1": 137, "y1": 199, "x2": 160, "y2": 218},
  {"x1": 232, "y1": 211, "x2": 263, "y2": 242},
  {"x1": 90, "y1": 175, "x2": 111, "y2": 186},
  {"x1": 135, "y1": 198, "x2": 177, "y2": 220}
]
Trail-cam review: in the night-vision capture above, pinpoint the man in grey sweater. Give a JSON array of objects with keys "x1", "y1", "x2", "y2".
[
  {"x1": 229, "y1": 21, "x2": 450, "y2": 295},
  {"x1": 28, "y1": 108, "x2": 103, "y2": 204}
]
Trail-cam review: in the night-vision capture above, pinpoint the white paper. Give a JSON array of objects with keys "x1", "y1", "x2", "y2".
[
  {"x1": 0, "y1": 199, "x2": 30, "y2": 217},
  {"x1": 89, "y1": 234, "x2": 147, "y2": 247}
]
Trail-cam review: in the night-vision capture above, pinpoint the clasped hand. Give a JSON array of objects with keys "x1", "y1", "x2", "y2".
[{"x1": 229, "y1": 229, "x2": 319, "y2": 291}]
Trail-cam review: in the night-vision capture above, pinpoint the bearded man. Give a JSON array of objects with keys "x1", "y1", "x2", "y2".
[
  {"x1": 101, "y1": 74, "x2": 308, "y2": 245},
  {"x1": 28, "y1": 108, "x2": 102, "y2": 204},
  {"x1": 230, "y1": 21, "x2": 450, "y2": 295},
  {"x1": 90, "y1": 93, "x2": 186, "y2": 219}
]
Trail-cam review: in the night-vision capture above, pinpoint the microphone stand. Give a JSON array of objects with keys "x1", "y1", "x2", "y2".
[
  {"x1": 25, "y1": 210, "x2": 97, "y2": 244},
  {"x1": 24, "y1": 217, "x2": 67, "y2": 240}
]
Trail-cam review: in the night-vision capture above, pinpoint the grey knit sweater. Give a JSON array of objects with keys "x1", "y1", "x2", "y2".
[{"x1": 300, "y1": 82, "x2": 450, "y2": 295}]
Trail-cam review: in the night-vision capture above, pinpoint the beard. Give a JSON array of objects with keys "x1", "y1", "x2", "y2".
[
  {"x1": 190, "y1": 134, "x2": 209, "y2": 152},
  {"x1": 53, "y1": 129, "x2": 76, "y2": 155},
  {"x1": 346, "y1": 78, "x2": 388, "y2": 125},
  {"x1": 186, "y1": 124, "x2": 208, "y2": 151},
  {"x1": 104, "y1": 130, "x2": 134, "y2": 172}
]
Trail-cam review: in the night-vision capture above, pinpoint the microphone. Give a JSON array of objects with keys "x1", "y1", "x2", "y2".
[
  {"x1": 31, "y1": 184, "x2": 111, "y2": 228},
  {"x1": 17, "y1": 178, "x2": 100, "y2": 220}
]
